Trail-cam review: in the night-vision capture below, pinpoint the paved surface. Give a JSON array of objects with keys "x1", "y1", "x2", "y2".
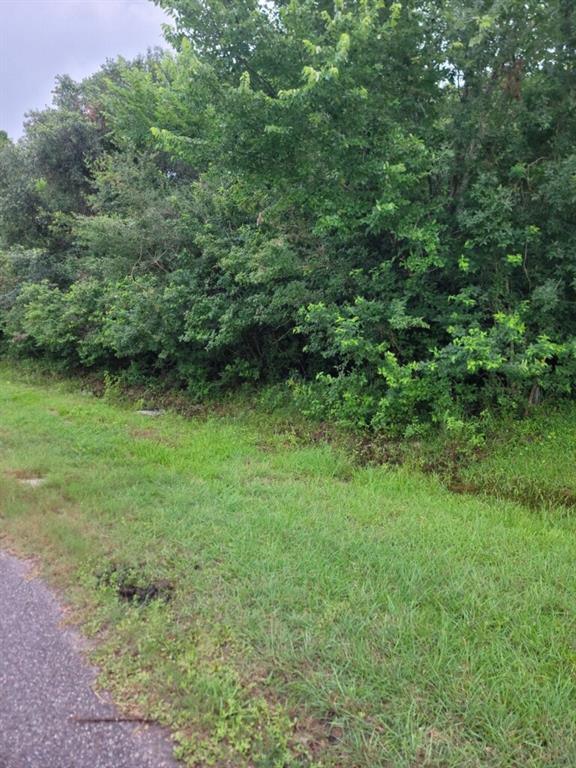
[{"x1": 0, "y1": 551, "x2": 179, "y2": 768}]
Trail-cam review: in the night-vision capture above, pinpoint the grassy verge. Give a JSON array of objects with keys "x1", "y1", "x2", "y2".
[
  {"x1": 1, "y1": 364, "x2": 576, "y2": 767},
  {"x1": 461, "y1": 405, "x2": 576, "y2": 510}
]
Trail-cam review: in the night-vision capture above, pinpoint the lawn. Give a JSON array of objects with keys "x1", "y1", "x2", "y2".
[{"x1": 1, "y1": 365, "x2": 576, "y2": 767}]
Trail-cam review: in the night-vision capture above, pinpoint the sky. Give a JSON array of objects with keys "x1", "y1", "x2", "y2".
[{"x1": 0, "y1": 0, "x2": 171, "y2": 139}]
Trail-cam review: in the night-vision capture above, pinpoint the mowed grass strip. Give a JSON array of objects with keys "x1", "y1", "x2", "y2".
[{"x1": 1, "y1": 369, "x2": 576, "y2": 767}]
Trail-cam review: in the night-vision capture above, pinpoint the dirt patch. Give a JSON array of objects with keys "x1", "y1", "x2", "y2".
[
  {"x1": 129, "y1": 428, "x2": 180, "y2": 448},
  {"x1": 96, "y1": 564, "x2": 173, "y2": 605},
  {"x1": 5, "y1": 469, "x2": 47, "y2": 488},
  {"x1": 290, "y1": 710, "x2": 344, "y2": 758},
  {"x1": 129, "y1": 428, "x2": 170, "y2": 446},
  {"x1": 19, "y1": 477, "x2": 46, "y2": 488},
  {"x1": 130, "y1": 428, "x2": 160, "y2": 441}
]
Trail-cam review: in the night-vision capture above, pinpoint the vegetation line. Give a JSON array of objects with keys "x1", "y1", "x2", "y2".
[{"x1": 1, "y1": 0, "x2": 575, "y2": 434}]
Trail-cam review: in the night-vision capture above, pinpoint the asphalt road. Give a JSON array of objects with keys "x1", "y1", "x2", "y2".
[{"x1": 0, "y1": 551, "x2": 179, "y2": 768}]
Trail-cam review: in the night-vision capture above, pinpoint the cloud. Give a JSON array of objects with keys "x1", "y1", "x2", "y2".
[
  {"x1": 82, "y1": 0, "x2": 166, "y2": 24},
  {"x1": 0, "y1": 0, "x2": 171, "y2": 137}
]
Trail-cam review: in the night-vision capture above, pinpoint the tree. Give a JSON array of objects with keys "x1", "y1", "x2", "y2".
[{"x1": 1, "y1": 1, "x2": 575, "y2": 431}]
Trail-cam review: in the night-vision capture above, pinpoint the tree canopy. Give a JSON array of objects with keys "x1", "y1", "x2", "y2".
[{"x1": 1, "y1": 0, "x2": 575, "y2": 432}]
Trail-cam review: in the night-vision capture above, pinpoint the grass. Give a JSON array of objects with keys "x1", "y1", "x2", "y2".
[
  {"x1": 462, "y1": 405, "x2": 576, "y2": 510},
  {"x1": 1, "y1": 364, "x2": 576, "y2": 767}
]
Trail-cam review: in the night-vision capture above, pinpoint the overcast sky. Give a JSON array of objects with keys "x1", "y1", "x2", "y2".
[{"x1": 0, "y1": 0, "x2": 171, "y2": 138}]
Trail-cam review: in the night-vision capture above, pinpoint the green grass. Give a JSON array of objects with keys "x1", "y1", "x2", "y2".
[
  {"x1": 462, "y1": 406, "x2": 576, "y2": 510},
  {"x1": 1, "y1": 365, "x2": 576, "y2": 767}
]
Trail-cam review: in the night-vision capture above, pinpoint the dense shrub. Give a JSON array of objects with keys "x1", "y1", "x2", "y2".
[{"x1": 1, "y1": 1, "x2": 575, "y2": 432}]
